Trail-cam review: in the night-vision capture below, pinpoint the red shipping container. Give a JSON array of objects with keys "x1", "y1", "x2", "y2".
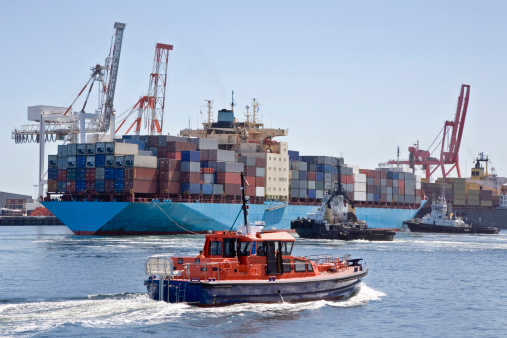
[
  {"x1": 245, "y1": 176, "x2": 256, "y2": 187},
  {"x1": 166, "y1": 141, "x2": 197, "y2": 152},
  {"x1": 124, "y1": 167, "x2": 133, "y2": 180},
  {"x1": 224, "y1": 184, "x2": 241, "y2": 196},
  {"x1": 134, "y1": 168, "x2": 157, "y2": 181},
  {"x1": 159, "y1": 170, "x2": 180, "y2": 182},
  {"x1": 180, "y1": 172, "x2": 200, "y2": 183},
  {"x1": 341, "y1": 174, "x2": 347, "y2": 183},
  {"x1": 158, "y1": 158, "x2": 181, "y2": 171},
  {"x1": 124, "y1": 180, "x2": 133, "y2": 190},
  {"x1": 158, "y1": 181, "x2": 181, "y2": 194},
  {"x1": 166, "y1": 152, "x2": 182, "y2": 160},
  {"x1": 387, "y1": 179, "x2": 393, "y2": 187},
  {"x1": 133, "y1": 180, "x2": 157, "y2": 194},
  {"x1": 245, "y1": 186, "x2": 256, "y2": 196},
  {"x1": 57, "y1": 170, "x2": 67, "y2": 181},
  {"x1": 399, "y1": 180, "x2": 405, "y2": 189},
  {"x1": 399, "y1": 187, "x2": 405, "y2": 195},
  {"x1": 85, "y1": 181, "x2": 95, "y2": 191},
  {"x1": 148, "y1": 136, "x2": 158, "y2": 147},
  {"x1": 157, "y1": 147, "x2": 167, "y2": 158},
  {"x1": 85, "y1": 168, "x2": 95, "y2": 182},
  {"x1": 66, "y1": 181, "x2": 76, "y2": 193},
  {"x1": 255, "y1": 157, "x2": 266, "y2": 168},
  {"x1": 307, "y1": 171, "x2": 316, "y2": 181},
  {"x1": 245, "y1": 166, "x2": 256, "y2": 177},
  {"x1": 216, "y1": 172, "x2": 241, "y2": 185},
  {"x1": 256, "y1": 177, "x2": 265, "y2": 187},
  {"x1": 374, "y1": 178, "x2": 381, "y2": 186},
  {"x1": 48, "y1": 180, "x2": 57, "y2": 192},
  {"x1": 374, "y1": 170, "x2": 381, "y2": 178},
  {"x1": 105, "y1": 180, "x2": 115, "y2": 193},
  {"x1": 381, "y1": 171, "x2": 387, "y2": 179}
]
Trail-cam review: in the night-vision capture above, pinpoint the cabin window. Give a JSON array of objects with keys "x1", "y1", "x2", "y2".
[
  {"x1": 238, "y1": 241, "x2": 251, "y2": 256},
  {"x1": 223, "y1": 238, "x2": 237, "y2": 258},
  {"x1": 294, "y1": 260, "x2": 306, "y2": 272},
  {"x1": 280, "y1": 241, "x2": 293, "y2": 255},
  {"x1": 256, "y1": 242, "x2": 266, "y2": 256},
  {"x1": 283, "y1": 259, "x2": 291, "y2": 273},
  {"x1": 307, "y1": 262, "x2": 314, "y2": 272},
  {"x1": 208, "y1": 241, "x2": 222, "y2": 256}
]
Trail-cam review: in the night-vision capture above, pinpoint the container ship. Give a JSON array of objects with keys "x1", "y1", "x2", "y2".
[{"x1": 41, "y1": 100, "x2": 426, "y2": 235}]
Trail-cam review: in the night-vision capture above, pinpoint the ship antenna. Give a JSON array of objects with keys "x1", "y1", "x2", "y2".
[
  {"x1": 240, "y1": 172, "x2": 249, "y2": 232},
  {"x1": 231, "y1": 90, "x2": 235, "y2": 112}
]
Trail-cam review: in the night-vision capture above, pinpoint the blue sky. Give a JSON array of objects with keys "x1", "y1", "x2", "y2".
[{"x1": 1, "y1": 1, "x2": 506, "y2": 197}]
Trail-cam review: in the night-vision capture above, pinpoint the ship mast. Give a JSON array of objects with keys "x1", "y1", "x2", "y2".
[
  {"x1": 241, "y1": 172, "x2": 249, "y2": 232},
  {"x1": 205, "y1": 99, "x2": 214, "y2": 125}
]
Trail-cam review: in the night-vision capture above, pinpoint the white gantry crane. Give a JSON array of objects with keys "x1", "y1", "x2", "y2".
[{"x1": 12, "y1": 22, "x2": 126, "y2": 200}]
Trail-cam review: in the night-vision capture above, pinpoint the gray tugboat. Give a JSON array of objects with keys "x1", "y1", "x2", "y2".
[
  {"x1": 403, "y1": 190, "x2": 499, "y2": 234},
  {"x1": 291, "y1": 163, "x2": 396, "y2": 241}
]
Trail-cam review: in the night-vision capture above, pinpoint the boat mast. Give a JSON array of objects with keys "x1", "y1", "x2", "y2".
[{"x1": 241, "y1": 172, "x2": 249, "y2": 232}]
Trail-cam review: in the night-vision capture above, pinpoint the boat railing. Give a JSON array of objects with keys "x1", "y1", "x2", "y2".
[
  {"x1": 168, "y1": 258, "x2": 342, "y2": 282},
  {"x1": 308, "y1": 254, "x2": 350, "y2": 265}
]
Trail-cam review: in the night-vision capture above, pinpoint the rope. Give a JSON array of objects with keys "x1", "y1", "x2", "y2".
[
  {"x1": 229, "y1": 207, "x2": 243, "y2": 231},
  {"x1": 153, "y1": 202, "x2": 203, "y2": 236}
]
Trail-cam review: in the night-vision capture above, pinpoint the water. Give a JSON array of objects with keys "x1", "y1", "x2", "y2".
[{"x1": 1, "y1": 226, "x2": 506, "y2": 337}]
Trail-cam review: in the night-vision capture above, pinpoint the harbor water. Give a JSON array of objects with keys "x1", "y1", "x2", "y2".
[{"x1": 1, "y1": 226, "x2": 506, "y2": 337}]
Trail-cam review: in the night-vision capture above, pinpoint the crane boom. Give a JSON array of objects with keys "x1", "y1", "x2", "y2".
[
  {"x1": 384, "y1": 84, "x2": 470, "y2": 179},
  {"x1": 102, "y1": 22, "x2": 126, "y2": 131}
]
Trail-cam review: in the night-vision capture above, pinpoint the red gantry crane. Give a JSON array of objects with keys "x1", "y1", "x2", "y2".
[
  {"x1": 386, "y1": 84, "x2": 470, "y2": 179},
  {"x1": 116, "y1": 43, "x2": 173, "y2": 135}
]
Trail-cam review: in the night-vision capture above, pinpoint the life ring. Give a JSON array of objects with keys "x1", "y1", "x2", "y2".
[{"x1": 220, "y1": 259, "x2": 231, "y2": 273}]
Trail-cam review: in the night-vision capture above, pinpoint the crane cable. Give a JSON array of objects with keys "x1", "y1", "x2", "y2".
[{"x1": 426, "y1": 125, "x2": 445, "y2": 156}]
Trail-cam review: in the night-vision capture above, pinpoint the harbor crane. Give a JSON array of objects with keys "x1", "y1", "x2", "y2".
[
  {"x1": 115, "y1": 43, "x2": 173, "y2": 135},
  {"x1": 11, "y1": 22, "x2": 126, "y2": 200},
  {"x1": 385, "y1": 84, "x2": 470, "y2": 179}
]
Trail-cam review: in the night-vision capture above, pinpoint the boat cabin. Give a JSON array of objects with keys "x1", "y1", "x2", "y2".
[{"x1": 158, "y1": 225, "x2": 338, "y2": 282}]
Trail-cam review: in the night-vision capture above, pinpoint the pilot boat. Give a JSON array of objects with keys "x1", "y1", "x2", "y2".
[
  {"x1": 403, "y1": 191, "x2": 499, "y2": 234},
  {"x1": 144, "y1": 173, "x2": 368, "y2": 306}
]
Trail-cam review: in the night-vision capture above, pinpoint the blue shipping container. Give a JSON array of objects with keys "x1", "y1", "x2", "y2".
[
  {"x1": 201, "y1": 184, "x2": 213, "y2": 195},
  {"x1": 95, "y1": 180, "x2": 105, "y2": 192},
  {"x1": 76, "y1": 156, "x2": 86, "y2": 168},
  {"x1": 105, "y1": 168, "x2": 115, "y2": 180},
  {"x1": 114, "y1": 168, "x2": 124, "y2": 181},
  {"x1": 181, "y1": 183, "x2": 200, "y2": 194},
  {"x1": 307, "y1": 189, "x2": 316, "y2": 199},
  {"x1": 95, "y1": 155, "x2": 106, "y2": 168},
  {"x1": 114, "y1": 181, "x2": 124, "y2": 191},
  {"x1": 48, "y1": 168, "x2": 58, "y2": 180},
  {"x1": 76, "y1": 181, "x2": 86, "y2": 192},
  {"x1": 76, "y1": 168, "x2": 86, "y2": 181},
  {"x1": 181, "y1": 150, "x2": 200, "y2": 162},
  {"x1": 316, "y1": 172, "x2": 324, "y2": 181}
]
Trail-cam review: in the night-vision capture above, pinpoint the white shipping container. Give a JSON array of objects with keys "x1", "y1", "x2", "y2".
[
  {"x1": 133, "y1": 155, "x2": 158, "y2": 168},
  {"x1": 256, "y1": 187, "x2": 265, "y2": 197},
  {"x1": 316, "y1": 190, "x2": 324, "y2": 199},
  {"x1": 308, "y1": 181, "x2": 316, "y2": 190},
  {"x1": 114, "y1": 143, "x2": 139, "y2": 155},
  {"x1": 353, "y1": 191, "x2": 367, "y2": 201},
  {"x1": 353, "y1": 182, "x2": 366, "y2": 192},
  {"x1": 354, "y1": 173, "x2": 366, "y2": 183},
  {"x1": 416, "y1": 181, "x2": 421, "y2": 190}
]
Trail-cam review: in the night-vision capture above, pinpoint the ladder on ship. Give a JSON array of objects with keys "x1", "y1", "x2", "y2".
[{"x1": 177, "y1": 282, "x2": 186, "y2": 302}]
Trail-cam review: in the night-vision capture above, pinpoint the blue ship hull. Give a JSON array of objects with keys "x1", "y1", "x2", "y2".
[
  {"x1": 145, "y1": 271, "x2": 367, "y2": 305},
  {"x1": 42, "y1": 200, "x2": 426, "y2": 235}
]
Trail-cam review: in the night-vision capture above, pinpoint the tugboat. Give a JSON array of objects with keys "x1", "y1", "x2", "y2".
[
  {"x1": 144, "y1": 173, "x2": 368, "y2": 306},
  {"x1": 403, "y1": 191, "x2": 499, "y2": 234},
  {"x1": 291, "y1": 163, "x2": 396, "y2": 241}
]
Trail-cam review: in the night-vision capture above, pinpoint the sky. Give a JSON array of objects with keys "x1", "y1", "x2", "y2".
[{"x1": 1, "y1": 0, "x2": 506, "y2": 197}]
